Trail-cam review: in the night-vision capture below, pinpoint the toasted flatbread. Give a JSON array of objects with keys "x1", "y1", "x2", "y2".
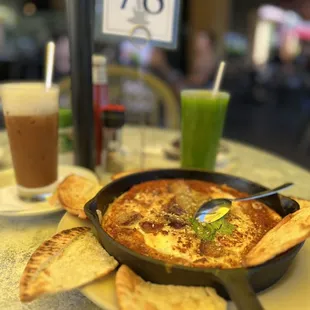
[
  {"x1": 20, "y1": 227, "x2": 118, "y2": 302},
  {"x1": 245, "y1": 207, "x2": 310, "y2": 267},
  {"x1": 48, "y1": 190, "x2": 59, "y2": 206},
  {"x1": 115, "y1": 265, "x2": 227, "y2": 310},
  {"x1": 56, "y1": 174, "x2": 101, "y2": 219}
]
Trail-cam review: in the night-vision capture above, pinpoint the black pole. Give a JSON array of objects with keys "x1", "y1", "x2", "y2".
[{"x1": 66, "y1": 0, "x2": 95, "y2": 170}]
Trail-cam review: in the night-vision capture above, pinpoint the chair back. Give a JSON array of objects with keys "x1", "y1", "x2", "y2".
[{"x1": 59, "y1": 64, "x2": 180, "y2": 129}]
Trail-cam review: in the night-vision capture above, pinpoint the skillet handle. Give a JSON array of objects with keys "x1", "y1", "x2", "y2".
[{"x1": 215, "y1": 270, "x2": 264, "y2": 310}]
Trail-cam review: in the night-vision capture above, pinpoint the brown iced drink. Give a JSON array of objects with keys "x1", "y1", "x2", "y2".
[
  {"x1": 5, "y1": 113, "x2": 58, "y2": 188},
  {"x1": 1, "y1": 82, "x2": 59, "y2": 197}
]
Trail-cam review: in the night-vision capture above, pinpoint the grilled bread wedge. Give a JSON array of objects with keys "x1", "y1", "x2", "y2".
[
  {"x1": 116, "y1": 265, "x2": 227, "y2": 310},
  {"x1": 20, "y1": 227, "x2": 118, "y2": 302},
  {"x1": 49, "y1": 174, "x2": 101, "y2": 219},
  {"x1": 245, "y1": 207, "x2": 310, "y2": 267}
]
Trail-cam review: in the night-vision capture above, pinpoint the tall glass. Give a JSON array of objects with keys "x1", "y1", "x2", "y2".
[
  {"x1": 181, "y1": 90, "x2": 230, "y2": 171},
  {"x1": 1, "y1": 82, "x2": 59, "y2": 201}
]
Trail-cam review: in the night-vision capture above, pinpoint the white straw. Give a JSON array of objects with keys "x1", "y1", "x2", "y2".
[
  {"x1": 212, "y1": 61, "x2": 226, "y2": 97},
  {"x1": 45, "y1": 41, "x2": 56, "y2": 89}
]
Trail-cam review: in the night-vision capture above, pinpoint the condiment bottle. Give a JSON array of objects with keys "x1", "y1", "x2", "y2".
[{"x1": 101, "y1": 104, "x2": 125, "y2": 173}]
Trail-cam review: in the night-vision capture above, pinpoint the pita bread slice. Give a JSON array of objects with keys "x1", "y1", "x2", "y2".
[
  {"x1": 20, "y1": 227, "x2": 118, "y2": 302},
  {"x1": 115, "y1": 265, "x2": 227, "y2": 310},
  {"x1": 47, "y1": 190, "x2": 64, "y2": 212},
  {"x1": 245, "y1": 207, "x2": 310, "y2": 267},
  {"x1": 57, "y1": 174, "x2": 101, "y2": 219}
]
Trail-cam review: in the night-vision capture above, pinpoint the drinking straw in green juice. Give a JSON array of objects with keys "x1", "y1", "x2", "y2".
[{"x1": 181, "y1": 90, "x2": 230, "y2": 170}]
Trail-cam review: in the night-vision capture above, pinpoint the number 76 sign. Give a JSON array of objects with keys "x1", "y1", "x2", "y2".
[{"x1": 100, "y1": 0, "x2": 181, "y2": 49}]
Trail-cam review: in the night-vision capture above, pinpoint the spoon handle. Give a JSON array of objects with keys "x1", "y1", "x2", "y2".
[{"x1": 234, "y1": 183, "x2": 294, "y2": 202}]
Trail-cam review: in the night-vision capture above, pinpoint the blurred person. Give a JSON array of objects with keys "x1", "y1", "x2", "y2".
[
  {"x1": 187, "y1": 30, "x2": 217, "y2": 87},
  {"x1": 149, "y1": 30, "x2": 218, "y2": 94},
  {"x1": 279, "y1": 30, "x2": 300, "y2": 64},
  {"x1": 298, "y1": 40, "x2": 310, "y2": 70},
  {"x1": 54, "y1": 34, "x2": 70, "y2": 79},
  {"x1": 296, "y1": 40, "x2": 310, "y2": 139}
]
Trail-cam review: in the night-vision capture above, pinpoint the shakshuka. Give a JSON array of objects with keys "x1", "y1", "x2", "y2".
[{"x1": 102, "y1": 179, "x2": 281, "y2": 269}]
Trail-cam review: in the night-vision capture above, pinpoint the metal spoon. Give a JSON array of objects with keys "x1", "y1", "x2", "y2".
[{"x1": 195, "y1": 182, "x2": 294, "y2": 224}]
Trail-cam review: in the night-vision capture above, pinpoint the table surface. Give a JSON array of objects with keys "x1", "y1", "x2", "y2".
[{"x1": 0, "y1": 126, "x2": 310, "y2": 310}]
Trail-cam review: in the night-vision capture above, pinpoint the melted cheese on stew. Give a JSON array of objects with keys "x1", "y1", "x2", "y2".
[{"x1": 102, "y1": 179, "x2": 281, "y2": 269}]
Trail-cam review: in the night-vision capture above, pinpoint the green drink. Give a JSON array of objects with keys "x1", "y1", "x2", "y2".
[{"x1": 181, "y1": 90, "x2": 230, "y2": 171}]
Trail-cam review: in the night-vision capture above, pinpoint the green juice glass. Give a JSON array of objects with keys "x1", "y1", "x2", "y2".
[{"x1": 181, "y1": 90, "x2": 230, "y2": 171}]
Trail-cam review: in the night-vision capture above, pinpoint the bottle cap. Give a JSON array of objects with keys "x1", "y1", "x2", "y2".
[
  {"x1": 92, "y1": 55, "x2": 107, "y2": 66},
  {"x1": 101, "y1": 104, "x2": 125, "y2": 129}
]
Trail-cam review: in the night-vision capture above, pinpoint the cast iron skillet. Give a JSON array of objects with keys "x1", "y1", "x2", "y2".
[{"x1": 84, "y1": 169, "x2": 302, "y2": 310}]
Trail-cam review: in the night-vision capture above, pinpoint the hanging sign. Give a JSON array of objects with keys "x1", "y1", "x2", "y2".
[{"x1": 98, "y1": 0, "x2": 181, "y2": 49}]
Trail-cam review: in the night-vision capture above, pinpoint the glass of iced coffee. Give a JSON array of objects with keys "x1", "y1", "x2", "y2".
[{"x1": 1, "y1": 82, "x2": 59, "y2": 201}]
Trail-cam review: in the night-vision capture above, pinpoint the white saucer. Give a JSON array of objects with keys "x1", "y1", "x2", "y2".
[{"x1": 0, "y1": 165, "x2": 99, "y2": 217}]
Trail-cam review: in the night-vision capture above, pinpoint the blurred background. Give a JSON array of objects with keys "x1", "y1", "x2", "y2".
[{"x1": 0, "y1": 0, "x2": 310, "y2": 169}]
